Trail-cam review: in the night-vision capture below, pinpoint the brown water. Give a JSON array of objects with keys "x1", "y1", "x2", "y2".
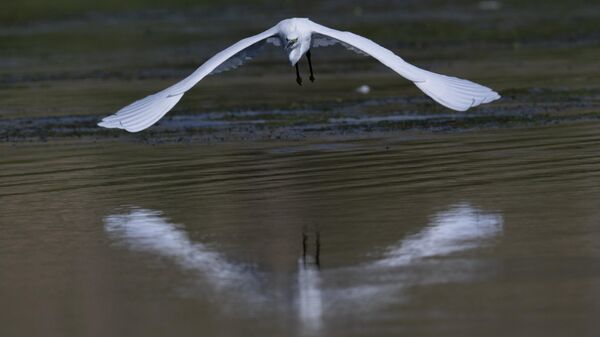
[
  {"x1": 2, "y1": 122, "x2": 600, "y2": 337},
  {"x1": 2, "y1": 0, "x2": 600, "y2": 335}
]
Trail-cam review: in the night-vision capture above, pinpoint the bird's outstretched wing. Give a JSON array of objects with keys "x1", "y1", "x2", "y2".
[
  {"x1": 98, "y1": 27, "x2": 278, "y2": 132},
  {"x1": 211, "y1": 38, "x2": 281, "y2": 75},
  {"x1": 312, "y1": 34, "x2": 369, "y2": 56},
  {"x1": 307, "y1": 21, "x2": 500, "y2": 111}
]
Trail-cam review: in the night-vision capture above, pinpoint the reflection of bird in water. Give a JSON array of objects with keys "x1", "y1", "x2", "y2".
[
  {"x1": 98, "y1": 17, "x2": 500, "y2": 132},
  {"x1": 298, "y1": 230, "x2": 323, "y2": 333},
  {"x1": 375, "y1": 204, "x2": 503, "y2": 267},
  {"x1": 302, "y1": 230, "x2": 321, "y2": 269},
  {"x1": 104, "y1": 210, "x2": 325, "y2": 332},
  {"x1": 103, "y1": 204, "x2": 502, "y2": 334},
  {"x1": 103, "y1": 209, "x2": 258, "y2": 295}
]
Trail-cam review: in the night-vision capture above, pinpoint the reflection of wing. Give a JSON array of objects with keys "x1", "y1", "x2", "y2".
[
  {"x1": 103, "y1": 209, "x2": 255, "y2": 292},
  {"x1": 375, "y1": 204, "x2": 503, "y2": 267},
  {"x1": 307, "y1": 20, "x2": 500, "y2": 111},
  {"x1": 98, "y1": 26, "x2": 278, "y2": 132}
]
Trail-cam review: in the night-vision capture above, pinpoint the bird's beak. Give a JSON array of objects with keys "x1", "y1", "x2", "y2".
[{"x1": 286, "y1": 38, "x2": 298, "y2": 49}]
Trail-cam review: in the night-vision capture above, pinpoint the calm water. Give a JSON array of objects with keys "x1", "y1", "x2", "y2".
[
  {"x1": 2, "y1": 0, "x2": 599, "y2": 335},
  {"x1": 2, "y1": 122, "x2": 600, "y2": 336}
]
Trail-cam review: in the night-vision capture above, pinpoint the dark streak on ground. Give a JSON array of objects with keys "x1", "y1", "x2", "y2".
[{"x1": 2, "y1": 87, "x2": 599, "y2": 144}]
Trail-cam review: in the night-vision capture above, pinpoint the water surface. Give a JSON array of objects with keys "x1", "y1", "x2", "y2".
[{"x1": 2, "y1": 122, "x2": 600, "y2": 336}]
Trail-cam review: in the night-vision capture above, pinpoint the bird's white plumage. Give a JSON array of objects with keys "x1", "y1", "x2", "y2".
[
  {"x1": 98, "y1": 18, "x2": 500, "y2": 132},
  {"x1": 98, "y1": 26, "x2": 278, "y2": 132},
  {"x1": 312, "y1": 34, "x2": 370, "y2": 56},
  {"x1": 307, "y1": 21, "x2": 500, "y2": 111}
]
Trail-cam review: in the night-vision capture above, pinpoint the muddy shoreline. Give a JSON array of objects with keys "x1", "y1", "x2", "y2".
[{"x1": 2, "y1": 87, "x2": 599, "y2": 144}]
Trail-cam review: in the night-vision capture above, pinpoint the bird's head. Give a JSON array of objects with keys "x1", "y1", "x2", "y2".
[
  {"x1": 277, "y1": 18, "x2": 310, "y2": 65},
  {"x1": 284, "y1": 35, "x2": 300, "y2": 50},
  {"x1": 285, "y1": 36, "x2": 303, "y2": 65}
]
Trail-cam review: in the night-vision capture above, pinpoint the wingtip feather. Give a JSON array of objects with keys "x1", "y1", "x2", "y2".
[
  {"x1": 415, "y1": 74, "x2": 500, "y2": 111},
  {"x1": 97, "y1": 93, "x2": 184, "y2": 133}
]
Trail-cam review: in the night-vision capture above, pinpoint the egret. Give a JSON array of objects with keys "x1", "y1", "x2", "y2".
[{"x1": 98, "y1": 18, "x2": 500, "y2": 132}]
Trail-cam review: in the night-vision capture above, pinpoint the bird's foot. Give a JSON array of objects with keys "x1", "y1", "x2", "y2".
[
  {"x1": 296, "y1": 77, "x2": 303, "y2": 86},
  {"x1": 309, "y1": 75, "x2": 315, "y2": 82}
]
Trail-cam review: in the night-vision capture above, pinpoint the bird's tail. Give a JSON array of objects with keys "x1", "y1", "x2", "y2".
[
  {"x1": 98, "y1": 91, "x2": 184, "y2": 132},
  {"x1": 413, "y1": 72, "x2": 500, "y2": 111}
]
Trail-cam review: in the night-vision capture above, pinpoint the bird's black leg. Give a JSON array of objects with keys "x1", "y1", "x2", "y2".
[
  {"x1": 306, "y1": 50, "x2": 315, "y2": 82},
  {"x1": 295, "y1": 63, "x2": 302, "y2": 86}
]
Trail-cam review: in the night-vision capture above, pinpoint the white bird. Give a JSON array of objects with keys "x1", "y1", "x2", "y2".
[{"x1": 98, "y1": 18, "x2": 500, "y2": 132}]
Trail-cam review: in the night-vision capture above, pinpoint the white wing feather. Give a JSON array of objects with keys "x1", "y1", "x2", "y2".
[
  {"x1": 307, "y1": 21, "x2": 500, "y2": 111},
  {"x1": 210, "y1": 40, "x2": 272, "y2": 75},
  {"x1": 312, "y1": 34, "x2": 370, "y2": 56},
  {"x1": 98, "y1": 27, "x2": 278, "y2": 132}
]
